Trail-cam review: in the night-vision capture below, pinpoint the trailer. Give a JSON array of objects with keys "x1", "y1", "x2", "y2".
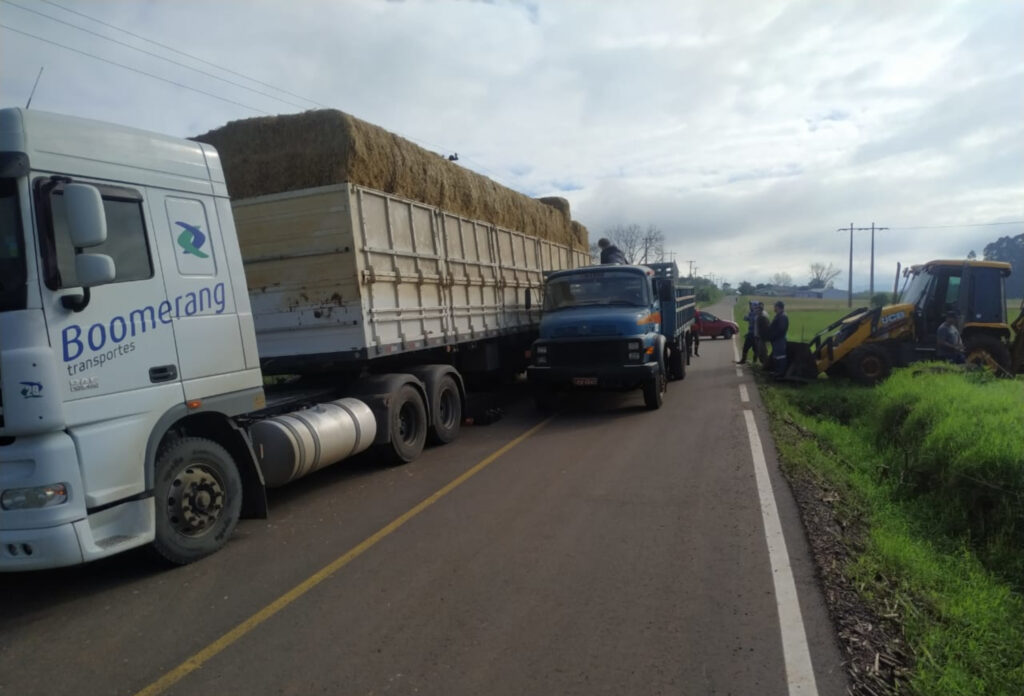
[{"x1": 0, "y1": 108, "x2": 586, "y2": 570}]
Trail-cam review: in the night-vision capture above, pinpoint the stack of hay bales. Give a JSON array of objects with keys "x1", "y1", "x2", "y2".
[{"x1": 193, "y1": 109, "x2": 587, "y2": 251}]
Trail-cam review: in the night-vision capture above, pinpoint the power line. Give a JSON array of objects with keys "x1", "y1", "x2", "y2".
[
  {"x1": 889, "y1": 220, "x2": 1024, "y2": 230},
  {"x1": 0, "y1": 24, "x2": 270, "y2": 114},
  {"x1": 35, "y1": 0, "x2": 325, "y2": 109},
  {"x1": 1, "y1": 0, "x2": 312, "y2": 111},
  {"x1": 9, "y1": 2, "x2": 518, "y2": 189}
]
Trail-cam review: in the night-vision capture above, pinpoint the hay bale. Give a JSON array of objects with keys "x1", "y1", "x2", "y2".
[
  {"x1": 571, "y1": 220, "x2": 589, "y2": 248},
  {"x1": 538, "y1": 196, "x2": 571, "y2": 223},
  {"x1": 193, "y1": 109, "x2": 585, "y2": 250}
]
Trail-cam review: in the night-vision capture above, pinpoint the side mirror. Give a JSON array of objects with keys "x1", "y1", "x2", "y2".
[
  {"x1": 64, "y1": 183, "x2": 107, "y2": 248},
  {"x1": 75, "y1": 253, "x2": 116, "y2": 287},
  {"x1": 525, "y1": 287, "x2": 532, "y2": 311}
]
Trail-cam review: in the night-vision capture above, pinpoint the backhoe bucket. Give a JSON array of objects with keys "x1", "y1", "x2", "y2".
[{"x1": 784, "y1": 342, "x2": 820, "y2": 381}]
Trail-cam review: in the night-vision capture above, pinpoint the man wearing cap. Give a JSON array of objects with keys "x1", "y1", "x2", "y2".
[
  {"x1": 936, "y1": 311, "x2": 966, "y2": 363},
  {"x1": 597, "y1": 238, "x2": 627, "y2": 265}
]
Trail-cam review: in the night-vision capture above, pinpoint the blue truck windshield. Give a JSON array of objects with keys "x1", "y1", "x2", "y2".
[
  {"x1": 544, "y1": 270, "x2": 647, "y2": 310},
  {"x1": 0, "y1": 178, "x2": 26, "y2": 312}
]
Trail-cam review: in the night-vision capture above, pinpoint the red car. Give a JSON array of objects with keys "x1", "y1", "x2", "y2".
[{"x1": 697, "y1": 310, "x2": 739, "y2": 339}]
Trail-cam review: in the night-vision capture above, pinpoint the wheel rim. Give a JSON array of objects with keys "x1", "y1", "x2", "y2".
[
  {"x1": 166, "y1": 464, "x2": 225, "y2": 537},
  {"x1": 438, "y1": 388, "x2": 458, "y2": 430},
  {"x1": 398, "y1": 402, "x2": 420, "y2": 445},
  {"x1": 861, "y1": 356, "x2": 883, "y2": 379},
  {"x1": 967, "y1": 349, "x2": 998, "y2": 370}
]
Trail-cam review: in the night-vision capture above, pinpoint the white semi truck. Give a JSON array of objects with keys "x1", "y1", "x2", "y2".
[{"x1": 0, "y1": 108, "x2": 587, "y2": 571}]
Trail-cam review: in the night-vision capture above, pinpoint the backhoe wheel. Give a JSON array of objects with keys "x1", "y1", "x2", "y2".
[
  {"x1": 847, "y1": 346, "x2": 891, "y2": 386},
  {"x1": 152, "y1": 437, "x2": 242, "y2": 565},
  {"x1": 965, "y1": 335, "x2": 1012, "y2": 376},
  {"x1": 642, "y1": 367, "x2": 666, "y2": 410}
]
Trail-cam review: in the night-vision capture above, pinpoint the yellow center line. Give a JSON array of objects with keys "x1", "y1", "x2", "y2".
[{"x1": 134, "y1": 417, "x2": 552, "y2": 696}]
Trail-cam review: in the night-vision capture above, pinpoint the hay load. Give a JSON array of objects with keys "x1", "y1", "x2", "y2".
[{"x1": 193, "y1": 109, "x2": 587, "y2": 250}]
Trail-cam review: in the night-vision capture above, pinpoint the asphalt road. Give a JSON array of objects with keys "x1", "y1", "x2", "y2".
[{"x1": 0, "y1": 299, "x2": 847, "y2": 696}]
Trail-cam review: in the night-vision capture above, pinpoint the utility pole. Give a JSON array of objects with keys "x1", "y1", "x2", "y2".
[
  {"x1": 868, "y1": 222, "x2": 888, "y2": 298},
  {"x1": 836, "y1": 222, "x2": 888, "y2": 307},
  {"x1": 685, "y1": 260, "x2": 695, "y2": 278}
]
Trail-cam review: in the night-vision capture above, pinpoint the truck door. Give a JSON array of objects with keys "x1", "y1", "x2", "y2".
[
  {"x1": 920, "y1": 269, "x2": 962, "y2": 345},
  {"x1": 34, "y1": 178, "x2": 184, "y2": 508},
  {"x1": 145, "y1": 191, "x2": 251, "y2": 401}
]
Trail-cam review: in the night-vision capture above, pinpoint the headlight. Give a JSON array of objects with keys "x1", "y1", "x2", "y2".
[
  {"x1": 536, "y1": 355, "x2": 548, "y2": 365},
  {"x1": 535, "y1": 345, "x2": 548, "y2": 354},
  {"x1": 627, "y1": 341, "x2": 641, "y2": 351},
  {"x1": 628, "y1": 352, "x2": 641, "y2": 360},
  {"x1": 1, "y1": 483, "x2": 69, "y2": 510}
]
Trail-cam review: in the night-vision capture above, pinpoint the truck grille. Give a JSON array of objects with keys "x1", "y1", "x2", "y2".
[{"x1": 547, "y1": 340, "x2": 626, "y2": 367}]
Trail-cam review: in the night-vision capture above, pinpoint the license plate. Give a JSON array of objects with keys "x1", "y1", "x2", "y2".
[{"x1": 573, "y1": 377, "x2": 599, "y2": 386}]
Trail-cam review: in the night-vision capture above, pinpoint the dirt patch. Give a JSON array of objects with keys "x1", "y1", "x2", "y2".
[{"x1": 780, "y1": 420, "x2": 912, "y2": 695}]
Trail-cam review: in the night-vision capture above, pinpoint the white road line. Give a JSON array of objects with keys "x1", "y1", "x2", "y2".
[
  {"x1": 736, "y1": 368, "x2": 743, "y2": 378},
  {"x1": 739, "y1": 384, "x2": 750, "y2": 402},
  {"x1": 732, "y1": 336, "x2": 741, "y2": 363},
  {"x1": 742, "y1": 409, "x2": 820, "y2": 695}
]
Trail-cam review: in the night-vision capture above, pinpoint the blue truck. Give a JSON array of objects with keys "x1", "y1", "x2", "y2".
[{"x1": 526, "y1": 262, "x2": 696, "y2": 410}]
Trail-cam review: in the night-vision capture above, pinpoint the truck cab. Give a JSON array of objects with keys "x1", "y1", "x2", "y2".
[
  {"x1": 0, "y1": 108, "x2": 264, "y2": 570},
  {"x1": 526, "y1": 263, "x2": 694, "y2": 410}
]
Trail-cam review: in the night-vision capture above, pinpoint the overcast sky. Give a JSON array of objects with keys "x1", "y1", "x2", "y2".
[{"x1": 2, "y1": 0, "x2": 1022, "y2": 290}]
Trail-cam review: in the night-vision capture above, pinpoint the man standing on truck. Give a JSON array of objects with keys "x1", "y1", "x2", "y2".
[
  {"x1": 936, "y1": 311, "x2": 966, "y2": 363},
  {"x1": 598, "y1": 238, "x2": 627, "y2": 265},
  {"x1": 768, "y1": 300, "x2": 789, "y2": 377}
]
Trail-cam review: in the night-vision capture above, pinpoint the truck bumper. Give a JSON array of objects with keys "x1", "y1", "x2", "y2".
[
  {"x1": 527, "y1": 363, "x2": 658, "y2": 390},
  {"x1": 0, "y1": 433, "x2": 154, "y2": 572}
]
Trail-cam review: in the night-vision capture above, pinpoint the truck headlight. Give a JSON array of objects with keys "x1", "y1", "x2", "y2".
[
  {"x1": 535, "y1": 345, "x2": 548, "y2": 354},
  {"x1": 627, "y1": 341, "x2": 641, "y2": 351},
  {"x1": 628, "y1": 352, "x2": 641, "y2": 361},
  {"x1": 1, "y1": 483, "x2": 69, "y2": 510}
]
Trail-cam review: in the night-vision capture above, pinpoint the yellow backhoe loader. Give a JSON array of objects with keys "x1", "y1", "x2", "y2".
[{"x1": 787, "y1": 260, "x2": 1022, "y2": 385}]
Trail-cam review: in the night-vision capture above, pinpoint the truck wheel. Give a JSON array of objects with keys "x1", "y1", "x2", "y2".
[
  {"x1": 669, "y1": 341, "x2": 686, "y2": 381},
  {"x1": 427, "y1": 375, "x2": 462, "y2": 445},
  {"x1": 722, "y1": 328, "x2": 734, "y2": 340},
  {"x1": 965, "y1": 335, "x2": 1012, "y2": 375},
  {"x1": 847, "y1": 346, "x2": 891, "y2": 386},
  {"x1": 384, "y1": 385, "x2": 428, "y2": 464},
  {"x1": 152, "y1": 437, "x2": 242, "y2": 565},
  {"x1": 642, "y1": 369, "x2": 666, "y2": 410}
]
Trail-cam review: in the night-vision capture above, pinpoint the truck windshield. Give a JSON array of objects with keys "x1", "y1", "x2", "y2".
[
  {"x1": 544, "y1": 270, "x2": 647, "y2": 310},
  {"x1": 0, "y1": 178, "x2": 27, "y2": 312}
]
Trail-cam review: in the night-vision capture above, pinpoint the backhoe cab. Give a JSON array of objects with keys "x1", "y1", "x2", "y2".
[{"x1": 787, "y1": 260, "x2": 1019, "y2": 385}]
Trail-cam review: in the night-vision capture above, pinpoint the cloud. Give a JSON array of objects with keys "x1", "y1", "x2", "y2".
[{"x1": 1, "y1": 0, "x2": 1021, "y2": 290}]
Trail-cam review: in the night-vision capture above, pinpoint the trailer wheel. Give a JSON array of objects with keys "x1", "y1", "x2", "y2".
[
  {"x1": 965, "y1": 335, "x2": 1012, "y2": 375},
  {"x1": 384, "y1": 385, "x2": 428, "y2": 464},
  {"x1": 847, "y1": 346, "x2": 891, "y2": 386},
  {"x1": 428, "y1": 375, "x2": 462, "y2": 445},
  {"x1": 152, "y1": 437, "x2": 242, "y2": 565},
  {"x1": 642, "y1": 367, "x2": 666, "y2": 410}
]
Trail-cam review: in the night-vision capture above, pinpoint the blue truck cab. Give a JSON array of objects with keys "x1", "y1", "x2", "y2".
[{"x1": 527, "y1": 262, "x2": 696, "y2": 410}]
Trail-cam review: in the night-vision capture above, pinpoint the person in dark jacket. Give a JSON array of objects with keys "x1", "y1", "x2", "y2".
[
  {"x1": 768, "y1": 300, "x2": 789, "y2": 377},
  {"x1": 756, "y1": 304, "x2": 771, "y2": 365},
  {"x1": 736, "y1": 301, "x2": 759, "y2": 364},
  {"x1": 598, "y1": 238, "x2": 627, "y2": 265}
]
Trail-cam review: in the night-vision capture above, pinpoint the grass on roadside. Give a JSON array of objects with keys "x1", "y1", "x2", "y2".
[{"x1": 760, "y1": 375, "x2": 1024, "y2": 695}]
